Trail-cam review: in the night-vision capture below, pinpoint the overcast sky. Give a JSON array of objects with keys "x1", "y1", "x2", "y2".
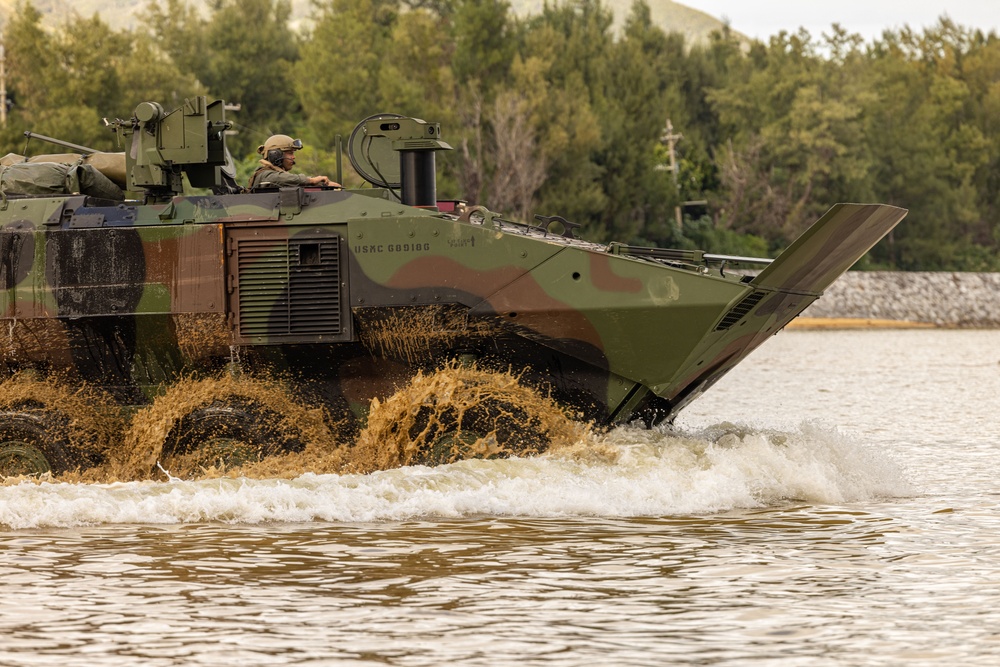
[{"x1": 683, "y1": 1, "x2": 999, "y2": 42}]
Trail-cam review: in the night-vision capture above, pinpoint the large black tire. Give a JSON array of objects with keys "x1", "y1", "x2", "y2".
[
  {"x1": 356, "y1": 365, "x2": 576, "y2": 472},
  {"x1": 161, "y1": 398, "x2": 305, "y2": 470},
  {"x1": 409, "y1": 397, "x2": 547, "y2": 466},
  {"x1": 0, "y1": 411, "x2": 76, "y2": 476}
]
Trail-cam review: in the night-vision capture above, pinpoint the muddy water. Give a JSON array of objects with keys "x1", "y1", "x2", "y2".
[
  {"x1": 1, "y1": 365, "x2": 587, "y2": 482},
  {"x1": 1, "y1": 329, "x2": 999, "y2": 666}
]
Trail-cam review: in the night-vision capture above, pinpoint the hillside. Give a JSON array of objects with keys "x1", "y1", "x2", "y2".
[
  {"x1": 0, "y1": 0, "x2": 741, "y2": 45},
  {"x1": 512, "y1": 0, "x2": 737, "y2": 42}
]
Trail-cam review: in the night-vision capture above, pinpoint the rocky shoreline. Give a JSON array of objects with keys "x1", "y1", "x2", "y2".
[{"x1": 799, "y1": 272, "x2": 1000, "y2": 328}]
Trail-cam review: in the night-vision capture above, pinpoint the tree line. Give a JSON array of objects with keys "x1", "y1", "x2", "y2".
[{"x1": 2, "y1": 0, "x2": 998, "y2": 270}]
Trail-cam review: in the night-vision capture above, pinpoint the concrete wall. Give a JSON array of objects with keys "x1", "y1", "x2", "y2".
[{"x1": 802, "y1": 272, "x2": 1000, "y2": 327}]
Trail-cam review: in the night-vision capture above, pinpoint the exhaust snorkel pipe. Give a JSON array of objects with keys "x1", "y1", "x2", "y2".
[
  {"x1": 399, "y1": 149, "x2": 438, "y2": 207},
  {"x1": 350, "y1": 116, "x2": 452, "y2": 208}
]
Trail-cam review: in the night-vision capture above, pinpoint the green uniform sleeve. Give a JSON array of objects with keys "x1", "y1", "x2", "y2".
[{"x1": 250, "y1": 168, "x2": 310, "y2": 189}]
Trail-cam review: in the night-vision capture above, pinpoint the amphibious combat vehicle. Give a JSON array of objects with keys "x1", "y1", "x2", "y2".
[{"x1": 0, "y1": 97, "x2": 906, "y2": 476}]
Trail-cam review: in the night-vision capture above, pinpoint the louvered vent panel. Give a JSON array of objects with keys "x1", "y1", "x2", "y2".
[
  {"x1": 236, "y1": 236, "x2": 342, "y2": 339},
  {"x1": 714, "y1": 291, "x2": 765, "y2": 331},
  {"x1": 288, "y1": 239, "x2": 341, "y2": 334}
]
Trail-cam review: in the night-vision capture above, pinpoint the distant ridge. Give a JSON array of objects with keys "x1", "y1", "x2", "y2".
[
  {"x1": 510, "y1": 0, "x2": 740, "y2": 44},
  {"x1": 0, "y1": 0, "x2": 742, "y2": 45}
]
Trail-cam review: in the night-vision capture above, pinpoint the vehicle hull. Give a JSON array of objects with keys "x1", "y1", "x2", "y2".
[{"x1": 0, "y1": 190, "x2": 906, "y2": 429}]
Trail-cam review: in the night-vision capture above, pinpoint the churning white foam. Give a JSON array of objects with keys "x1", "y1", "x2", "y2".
[{"x1": 0, "y1": 422, "x2": 912, "y2": 529}]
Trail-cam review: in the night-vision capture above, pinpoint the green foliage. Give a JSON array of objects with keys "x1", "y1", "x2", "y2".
[
  {"x1": 593, "y1": 2, "x2": 680, "y2": 244},
  {"x1": 0, "y1": 1, "x2": 202, "y2": 153},
  {"x1": 144, "y1": 0, "x2": 301, "y2": 156},
  {"x1": 452, "y1": 0, "x2": 515, "y2": 87},
  {"x1": 508, "y1": 1, "x2": 614, "y2": 234},
  {"x1": 678, "y1": 216, "x2": 770, "y2": 259},
  {"x1": 3, "y1": 0, "x2": 999, "y2": 270},
  {"x1": 294, "y1": 0, "x2": 398, "y2": 147}
]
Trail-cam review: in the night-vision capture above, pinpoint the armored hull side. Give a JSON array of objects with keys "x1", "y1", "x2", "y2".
[{"x1": 0, "y1": 190, "x2": 905, "y2": 425}]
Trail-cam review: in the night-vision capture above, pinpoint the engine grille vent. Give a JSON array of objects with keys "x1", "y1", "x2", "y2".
[
  {"x1": 715, "y1": 291, "x2": 765, "y2": 331},
  {"x1": 236, "y1": 235, "x2": 345, "y2": 341}
]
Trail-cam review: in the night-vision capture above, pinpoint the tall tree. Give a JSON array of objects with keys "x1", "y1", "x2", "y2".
[
  {"x1": 448, "y1": 0, "x2": 518, "y2": 203},
  {"x1": 378, "y1": 8, "x2": 458, "y2": 128},
  {"x1": 504, "y1": 1, "x2": 613, "y2": 232},
  {"x1": 141, "y1": 0, "x2": 207, "y2": 78},
  {"x1": 205, "y1": 0, "x2": 301, "y2": 155},
  {"x1": 145, "y1": 0, "x2": 301, "y2": 156},
  {"x1": 866, "y1": 23, "x2": 991, "y2": 268},
  {"x1": 593, "y1": 1, "x2": 678, "y2": 245},
  {"x1": 487, "y1": 90, "x2": 546, "y2": 220},
  {"x1": 2, "y1": 2, "x2": 197, "y2": 153},
  {"x1": 708, "y1": 28, "x2": 877, "y2": 247},
  {"x1": 294, "y1": 0, "x2": 399, "y2": 147},
  {"x1": 452, "y1": 0, "x2": 514, "y2": 88}
]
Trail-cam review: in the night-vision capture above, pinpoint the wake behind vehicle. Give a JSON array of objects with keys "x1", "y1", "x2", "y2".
[{"x1": 0, "y1": 97, "x2": 907, "y2": 477}]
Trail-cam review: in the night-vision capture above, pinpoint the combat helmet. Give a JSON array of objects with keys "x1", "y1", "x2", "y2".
[{"x1": 257, "y1": 134, "x2": 304, "y2": 156}]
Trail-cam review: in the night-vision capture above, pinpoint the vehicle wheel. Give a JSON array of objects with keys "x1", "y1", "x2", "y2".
[
  {"x1": 0, "y1": 376, "x2": 117, "y2": 477},
  {"x1": 160, "y1": 398, "x2": 304, "y2": 472},
  {"x1": 0, "y1": 410, "x2": 75, "y2": 476},
  {"x1": 358, "y1": 365, "x2": 563, "y2": 470},
  {"x1": 122, "y1": 376, "x2": 334, "y2": 479},
  {"x1": 408, "y1": 397, "x2": 546, "y2": 466}
]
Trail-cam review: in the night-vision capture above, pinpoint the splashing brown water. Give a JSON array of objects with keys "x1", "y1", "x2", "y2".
[
  {"x1": 351, "y1": 364, "x2": 591, "y2": 473},
  {"x1": 355, "y1": 305, "x2": 494, "y2": 364},
  {"x1": 1, "y1": 366, "x2": 598, "y2": 485},
  {"x1": 0, "y1": 373, "x2": 123, "y2": 474},
  {"x1": 111, "y1": 374, "x2": 345, "y2": 481}
]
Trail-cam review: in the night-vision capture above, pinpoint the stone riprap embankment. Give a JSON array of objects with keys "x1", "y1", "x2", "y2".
[{"x1": 801, "y1": 272, "x2": 1000, "y2": 328}]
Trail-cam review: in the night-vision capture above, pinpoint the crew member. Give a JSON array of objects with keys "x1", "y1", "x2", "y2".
[{"x1": 248, "y1": 135, "x2": 341, "y2": 189}]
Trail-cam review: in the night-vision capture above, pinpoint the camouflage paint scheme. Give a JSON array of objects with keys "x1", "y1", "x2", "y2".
[
  {"x1": 0, "y1": 187, "x2": 906, "y2": 426},
  {"x1": 0, "y1": 98, "x2": 907, "y2": 443}
]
